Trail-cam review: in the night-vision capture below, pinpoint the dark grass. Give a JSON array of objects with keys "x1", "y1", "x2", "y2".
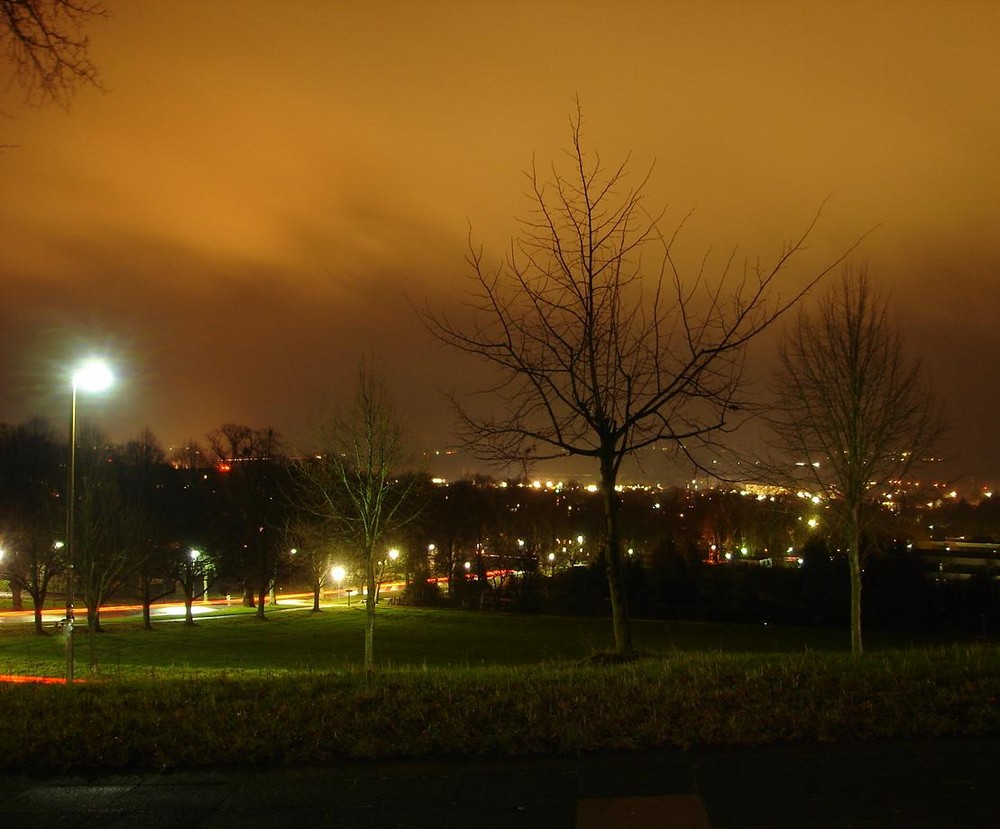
[
  {"x1": 0, "y1": 606, "x2": 996, "y2": 773},
  {"x1": 1, "y1": 645, "x2": 998, "y2": 773}
]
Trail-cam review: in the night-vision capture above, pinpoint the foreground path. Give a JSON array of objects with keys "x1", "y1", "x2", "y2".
[{"x1": 2, "y1": 737, "x2": 998, "y2": 828}]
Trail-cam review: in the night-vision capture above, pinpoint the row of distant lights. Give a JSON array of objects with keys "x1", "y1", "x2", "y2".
[
  {"x1": 441, "y1": 477, "x2": 996, "y2": 505},
  {"x1": 710, "y1": 543, "x2": 805, "y2": 565},
  {"x1": 431, "y1": 478, "x2": 668, "y2": 495},
  {"x1": 431, "y1": 476, "x2": 997, "y2": 503}
]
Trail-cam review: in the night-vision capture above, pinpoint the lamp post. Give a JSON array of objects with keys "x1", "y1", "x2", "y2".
[
  {"x1": 331, "y1": 565, "x2": 346, "y2": 605},
  {"x1": 65, "y1": 358, "x2": 113, "y2": 684}
]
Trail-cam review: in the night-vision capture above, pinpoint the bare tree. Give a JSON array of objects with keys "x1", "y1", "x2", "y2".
[
  {"x1": 168, "y1": 545, "x2": 211, "y2": 626},
  {"x1": 168, "y1": 439, "x2": 207, "y2": 473},
  {"x1": 74, "y1": 426, "x2": 146, "y2": 667},
  {"x1": 1, "y1": 0, "x2": 105, "y2": 107},
  {"x1": 285, "y1": 519, "x2": 335, "y2": 612},
  {"x1": 207, "y1": 423, "x2": 287, "y2": 618},
  {"x1": 425, "y1": 105, "x2": 858, "y2": 656},
  {"x1": 296, "y1": 362, "x2": 423, "y2": 671},
  {"x1": 767, "y1": 267, "x2": 943, "y2": 656},
  {"x1": 0, "y1": 418, "x2": 65, "y2": 634},
  {"x1": 114, "y1": 429, "x2": 175, "y2": 630}
]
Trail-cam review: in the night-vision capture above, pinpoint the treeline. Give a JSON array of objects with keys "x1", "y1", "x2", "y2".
[
  {"x1": 1, "y1": 416, "x2": 997, "y2": 638},
  {"x1": 0, "y1": 419, "x2": 295, "y2": 634},
  {"x1": 502, "y1": 538, "x2": 1000, "y2": 636}
]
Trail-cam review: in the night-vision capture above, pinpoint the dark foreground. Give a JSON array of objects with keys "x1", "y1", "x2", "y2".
[{"x1": 2, "y1": 737, "x2": 998, "y2": 828}]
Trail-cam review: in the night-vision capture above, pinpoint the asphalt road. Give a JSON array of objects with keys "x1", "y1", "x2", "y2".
[{"x1": 1, "y1": 737, "x2": 998, "y2": 828}]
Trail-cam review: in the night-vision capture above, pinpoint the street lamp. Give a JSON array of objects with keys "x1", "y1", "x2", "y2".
[
  {"x1": 190, "y1": 548, "x2": 210, "y2": 602},
  {"x1": 331, "y1": 565, "x2": 346, "y2": 604},
  {"x1": 65, "y1": 358, "x2": 114, "y2": 684}
]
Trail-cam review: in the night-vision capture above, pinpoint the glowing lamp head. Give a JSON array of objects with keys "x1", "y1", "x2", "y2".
[
  {"x1": 331, "y1": 565, "x2": 346, "y2": 582},
  {"x1": 73, "y1": 359, "x2": 113, "y2": 393}
]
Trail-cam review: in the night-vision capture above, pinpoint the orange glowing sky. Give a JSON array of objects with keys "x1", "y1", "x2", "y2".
[{"x1": 2, "y1": 1, "x2": 999, "y2": 481}]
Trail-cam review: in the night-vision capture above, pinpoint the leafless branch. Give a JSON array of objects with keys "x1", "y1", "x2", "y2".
[{"x1": 1, "y1": 0, "x2": 106, "y2": 107}]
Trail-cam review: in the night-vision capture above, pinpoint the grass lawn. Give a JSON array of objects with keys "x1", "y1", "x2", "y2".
[
  {"x1": 0, "y1": 606, "x2": 997, "y2": 773},
  {"x1": 0, "y1": 603, "x2": 971, "y2": 678}
]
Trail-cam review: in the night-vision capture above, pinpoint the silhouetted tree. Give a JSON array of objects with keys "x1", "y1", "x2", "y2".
[
  {"x1": 284, "y1": 518, "x2": 335, "y2": 612},
  {"x1": 207, "y1": 423, "x2": 288, "y2": 619},
  {"x1": 75, "y1": 427, "x2": 147, "y2": 666},
  {"x1": 0, "y1": 418, "x2": 65, "y2": 633},
  {"x1": 168, "y1": 439, "x2": 207, "y2": 474},
  {"x1": 426, "y1": 477, "x2": 489, "y2": 596},
  {"x1": 114, "y1": 429, "x2": 174, "y2": 629},
  {"x1": 168, "y1": 545, "x2": 212, "y2": 626},
  {"x1": 768, "y1": 267, "x2": 943, "y2": 655},
  {"x1": 426, "y1": 103, "x2": 857, "y2": 655}
]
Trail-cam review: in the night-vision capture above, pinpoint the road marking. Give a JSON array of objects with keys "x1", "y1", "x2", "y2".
[{"x1": 577, "y1": 794, "x2": 711, "y2": 828}]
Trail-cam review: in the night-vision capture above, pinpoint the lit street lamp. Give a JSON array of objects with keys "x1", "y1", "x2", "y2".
[
  {"x1": 331, "y1": 565, "x2": 346, "y2": 604},
  {"x1": 190, "y1": 548, "x2": 210, "y2": 603},
  {"x1": 65, "y1": 358, "x2": 114, "y2": 684}
]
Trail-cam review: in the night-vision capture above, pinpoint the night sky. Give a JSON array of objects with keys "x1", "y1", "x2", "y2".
[{"x1": 2, "y1": 1, "x2": 998, "y2": 483}]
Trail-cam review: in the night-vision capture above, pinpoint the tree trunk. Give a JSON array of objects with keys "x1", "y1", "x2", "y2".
[
  {"x1": 87, "y1": 605, "x2": 100, "y2": 669},
  {"x1": 11, "y1": 584, "x2": 23, "y2": 611},
  {"x1": 312, "y1": 585, "x2": 321, "y2": 612},
  {"x1": 87, "y1": 604, "x2": 102, "y2": 633},
  {"x1": 364, "y1": 557, "x2": 376, "y2": 671},
  {"x1": 849, "y1": 522, "x2": 864, "y2": 657},
  {"x1": 27, "y1": 584, "x2": 47, "y2": 634},
  {"x1": 141, "y1": 573, "x2": 153, "y2": 630},
  {"x1": 600, "y1": 451, "x2": 633, "y2": 656},
  {"x1": 256, "y1": 583, "x2": 267, "y2": 619},
  {"x1": 184, "y1": 596, "x2": 194, "y2": 626}
]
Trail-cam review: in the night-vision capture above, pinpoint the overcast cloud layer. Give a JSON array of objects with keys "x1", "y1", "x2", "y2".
[{"x1": 2, "y1": 0, "x2": 998, "y2": 483}]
